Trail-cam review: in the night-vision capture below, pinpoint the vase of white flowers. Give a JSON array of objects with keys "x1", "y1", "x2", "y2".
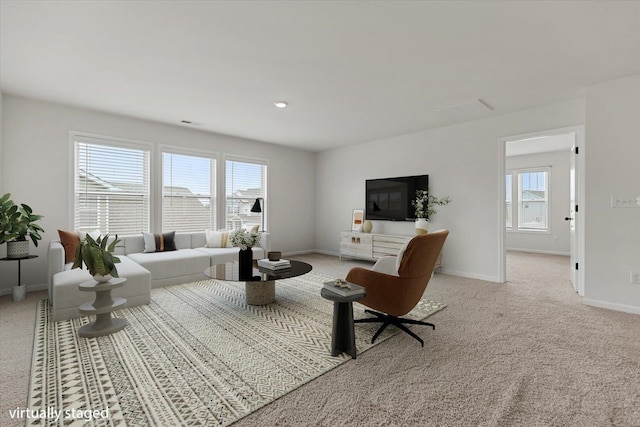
[
  {"x1": 230, "y1": 228, "x2": 261, "y2": 280},
  {"x1": 411, "y1": 189, "x2": 451, "y2": 235}
]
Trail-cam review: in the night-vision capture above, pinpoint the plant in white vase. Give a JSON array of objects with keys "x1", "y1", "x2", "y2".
[
  {"x1": 411, "y1": 189, "x2": 451, "y2": 235},
  {"x1": 72, "y1": 234, "x2": 121, "y2": 282}
]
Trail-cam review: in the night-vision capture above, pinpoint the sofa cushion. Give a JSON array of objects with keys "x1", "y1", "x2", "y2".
[
  {"x1": 195, "y1": 246, "x2": 266, "y2": 265},
  {"x1": 51, "y1": 255, "x2": 151, "y2": 321},
  {"x1": 127, "y1": 249, "x2": 210, "y2": 280},
  {"x1": 143, "y1": 231, "x2": 177, "y2": 253}
]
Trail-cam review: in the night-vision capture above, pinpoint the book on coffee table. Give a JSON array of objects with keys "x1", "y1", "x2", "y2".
[
  {"x1": 257, "y1": 259, "x2": 291, "y2": 270},
  {"x1": 322, "y1": 281, "x2": 365, "y2": 297}
]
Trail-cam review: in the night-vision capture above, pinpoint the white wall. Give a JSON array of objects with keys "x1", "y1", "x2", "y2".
[
  {"x1": 584, "y1": 74, "x2": 640, "y2": 314},
  {"x1": 0, "y1": 95, "x2": 316, "y2": 293},
  {"x1": 0, "y1": 90, "x2": 3, "y2": 192},
  {"x1": 506, "y1": 150, "x2": 571, "y2": 255},
  {"x1": 316, "y1": 99, "x2": 585, "y2": 282}
]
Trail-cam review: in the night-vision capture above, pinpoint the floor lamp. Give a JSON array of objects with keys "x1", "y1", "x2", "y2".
[{"x1": 251, "y1": 197, "x2": 264, "y2": 232}]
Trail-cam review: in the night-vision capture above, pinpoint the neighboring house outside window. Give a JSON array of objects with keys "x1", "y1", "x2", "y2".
[
  {"x1": 162, "y1": 151, "x2": 216, "y2": 233},
  {"x1": 225, "y1": 158, "x2": 267, "y2": 231},
  {"x1": 73, "y1": 134, "x2": 269, "y2": 236},
  {"x1": 506, "y1": 167, "x2": 550, "y2": 232},
  {"x1": 73, "y1": 135, "x2": 151, "y2": 235}
]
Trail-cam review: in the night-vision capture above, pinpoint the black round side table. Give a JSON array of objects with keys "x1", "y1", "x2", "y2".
[
  {"x1": 321, "y1": 286, "x2": 365, "y2": 359},
  {"x1": 1, "y1": 255, "x2": 38, "y2": 301}
]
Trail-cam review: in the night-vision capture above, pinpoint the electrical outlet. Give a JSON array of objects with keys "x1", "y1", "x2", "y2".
[{"x1": 631, "y1": 271, "x2": 640, "y2": 284}]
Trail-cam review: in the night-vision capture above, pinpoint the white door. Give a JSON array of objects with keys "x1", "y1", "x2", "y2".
[{"x1": 568, "y1": 142, "x2": 578, "y2": 291}]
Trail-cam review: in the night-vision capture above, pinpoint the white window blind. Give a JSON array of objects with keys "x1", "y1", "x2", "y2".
[
  {"x1": 74, "y1": 138, "x2": 150, "y2": 235},
  {"x1": 163, "y1": 152, "x2": 216, "y2": 232},
  {"x1": 225, "y1": 159, "x2": 267, "y2": 231}
]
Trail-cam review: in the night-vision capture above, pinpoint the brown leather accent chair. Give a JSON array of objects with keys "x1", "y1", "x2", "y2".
[{"x1": 346, "y1": 230, "x2": 449, "y2": 347}]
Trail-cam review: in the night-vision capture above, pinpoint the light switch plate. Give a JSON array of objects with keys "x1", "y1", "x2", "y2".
[{"x1": 611, "y1": 196, "x2": 640, "y2": 208}]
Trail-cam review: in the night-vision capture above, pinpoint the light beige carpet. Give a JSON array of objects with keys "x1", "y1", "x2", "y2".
[
  {"x1": 3, "y1": 252, "x2": 640, "y2": 427},
  {"x1": 25, "y1": 272, "x2": 444, "y2": 426}
]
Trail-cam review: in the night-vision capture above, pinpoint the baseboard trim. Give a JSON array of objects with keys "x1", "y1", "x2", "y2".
[
  {"x1": 0, "y1": 283, "x2": 48, "y2": 297},
  {"x1": 582, "y1": 298, "x2": 640, "y2": 315},
  {"x1": 440, "y1": 269, "x2": 502, "y2": 283},
  {"x1": 507, "y1": 248, "x2": 570, "y2": 256},
  {"x1": 282, "y1": 249, "x2": 316, "y2": 257},
  {"x1": 314, "y1": 249, "x2": 340, "y2": 257}
]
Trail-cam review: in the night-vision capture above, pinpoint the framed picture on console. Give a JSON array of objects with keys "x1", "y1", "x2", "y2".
[{"x1": 351, "y1": 209, "x2": 364, "y2": 232}]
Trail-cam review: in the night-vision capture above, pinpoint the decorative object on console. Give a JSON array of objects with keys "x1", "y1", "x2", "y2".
[
  {"x1": 411, "y1": 188, "x2": 451, "y2": 235},
  {"x1": 72, "y1": 233, "x2": 121, "y2": 282},
  {"x1": 230, "y1": 228, "x2": 261, "y2": 280},
  {"x1": 362, "y1": 219, "x2": 373, "y2": 233},
  {"x1": 351, "y1": 209, "x2": 364, "y2": 232},
  {"x1": 0, "y1": 193, "x2": 44, "y2": 259},
  {"x1": 251, "y1": 197, "x2": 265, "y2": 232}
]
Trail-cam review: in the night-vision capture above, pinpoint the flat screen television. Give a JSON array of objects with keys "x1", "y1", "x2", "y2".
[{"x1": 365, "y1": 175, "x2": 428, "y2": 221}]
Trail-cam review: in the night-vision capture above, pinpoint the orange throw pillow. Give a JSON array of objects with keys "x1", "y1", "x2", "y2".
[{"x1": 58, "y1": 229, "x2": 80, "y2": 263}]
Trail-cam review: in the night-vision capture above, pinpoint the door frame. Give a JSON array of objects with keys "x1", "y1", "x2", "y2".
[{"x1": 498, "y1": 125, "x2": 585, "y2": 295}]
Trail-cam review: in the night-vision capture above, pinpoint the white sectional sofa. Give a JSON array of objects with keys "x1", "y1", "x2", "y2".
[{"x1": 48, "y1": 231, "x2": 270, "y2": 321}]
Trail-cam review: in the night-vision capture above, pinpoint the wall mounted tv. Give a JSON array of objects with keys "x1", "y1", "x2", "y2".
[{"x1": 365, "y1": 175, "x2": 428, "y2": 221}]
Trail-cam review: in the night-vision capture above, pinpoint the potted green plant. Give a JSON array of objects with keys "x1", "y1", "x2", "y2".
[
  {"x1": 72, "y1": 234, "x2": 121, "y2": 282},
  {"x1": 411, "y1": 188, "x2": 451, "y2": 235},
  {"x1": 0, "y1": 193, "x2": 45, "y2": 259}
]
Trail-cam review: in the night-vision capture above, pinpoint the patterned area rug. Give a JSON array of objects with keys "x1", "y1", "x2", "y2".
[{"x1": 27, "y1": 272, "x2": 446, "y2": 426}]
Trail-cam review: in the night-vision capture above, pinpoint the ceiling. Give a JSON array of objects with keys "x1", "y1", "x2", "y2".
[{"x1": 2, "y1": 1, "x2": 640, "y2": 152}]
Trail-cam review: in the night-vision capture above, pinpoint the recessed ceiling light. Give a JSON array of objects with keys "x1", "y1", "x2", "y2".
[{"x1": 273, "y1": 101, "x2": 288, "y2": 108}]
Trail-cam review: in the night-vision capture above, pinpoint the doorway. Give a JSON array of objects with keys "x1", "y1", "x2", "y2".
[{"x1": 499, "y1": 126, "x2": 585, "y2": 295}]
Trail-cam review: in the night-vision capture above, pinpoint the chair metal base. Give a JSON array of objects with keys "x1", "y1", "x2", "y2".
[{"x1": 354, "y1": 309, "x2": 435, "y2": 347}]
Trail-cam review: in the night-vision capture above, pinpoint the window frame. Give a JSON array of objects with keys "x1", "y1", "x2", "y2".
[
  {"x1": 223, "y1": 154, "x2": 269, "y2": 232},
  {"x1": 69, "y1": 131, "x2": 153, "y2": 235},
  {"x1": 506, "y1": 166, "x2": 551, "y2": 234},
  {"x1": 160, "y1": 146, "x2": 219, "y2": 233}
]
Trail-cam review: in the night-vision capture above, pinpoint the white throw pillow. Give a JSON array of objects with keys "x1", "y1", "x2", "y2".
[
  {"x1": 242, "y1": 223, "x2": 259, "y2": 233},
  {"x1": 395, "y1": 239, "x2": 411, "y2": 275},
  {"x1": 220, "y1": 230, "x2": 233, "y2": 247},
  {"x1": 205, "y1": 229, "x2": 224, "y2": 248},
  {"x1": 78, "y1": 229, "x2": 101, "y2": 242}
]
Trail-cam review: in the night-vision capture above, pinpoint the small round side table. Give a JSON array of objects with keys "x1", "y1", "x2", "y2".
[
  {"x1": 1, "y1": 255, "x2": 38, "y2": 301},
  {"x1": 321, "y1": 286, "x2": 365, "y2": 359},
  {"x1": 78, "y1": 277, "x2": 128, "y2": 337}
]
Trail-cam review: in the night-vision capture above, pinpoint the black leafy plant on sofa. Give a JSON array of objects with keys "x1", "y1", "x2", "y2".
[{"x1": 72, "y1": 234, "x2": 121, "y2": 282}]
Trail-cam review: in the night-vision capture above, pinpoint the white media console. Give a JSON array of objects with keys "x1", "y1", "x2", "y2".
[{"x1": 339, "y1": 231, "x2": 442, "y2": 271}]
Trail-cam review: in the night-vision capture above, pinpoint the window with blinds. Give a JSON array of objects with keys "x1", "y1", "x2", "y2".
[
  {"x1": 225, "y1": 159, "x2": 267, "y2": 231},
  {"x1": 162, "y1": 152, "x2": 216, "y2": 232},
  {"x1": 74, "y1": 137, "x2": 150, "y2": 235}
]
